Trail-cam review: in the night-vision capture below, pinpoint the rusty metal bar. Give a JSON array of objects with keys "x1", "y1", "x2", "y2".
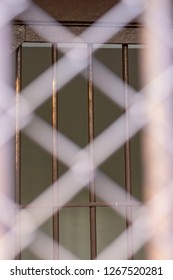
[
  {"x1": 16, "y1": 46, "x2": 22, "y2": 214},
  {"x1": 20, "y1": 201, "x2": 141, "y2": 209},
  {"x1": 13, "y1": 21, "x2": 140, "y2": 28},
  {"x1": 15, "y1": 45, "x2": 22, "y2": 260},
  {"x1": 88, "y1": 44, "x2": 97, "y2": 259},
  {"x1": 122, "y1": 44, "x2": 133, "y2": 259},
  {"x1": 52, "y1": 43, "x2": 59, "y2": 259}
]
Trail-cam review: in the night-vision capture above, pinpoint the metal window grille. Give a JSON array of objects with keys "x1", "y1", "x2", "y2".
[{"x1": 15, "y1": 42, "x2": 140, "y2": 260}]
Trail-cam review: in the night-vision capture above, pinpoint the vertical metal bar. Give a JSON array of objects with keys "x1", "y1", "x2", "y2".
[
  {"x1": 52, "y1": 43, "x2": 59, "y2": 259},
  {"x1": 88, "y1": 44, "x2": 97, "y2": 259},
  {"x1": 15, "y1": 46, "x2": 22, "y2": 260},
  {"x1": 122, "y1": 44, "x2": 133, "y2": 259}
]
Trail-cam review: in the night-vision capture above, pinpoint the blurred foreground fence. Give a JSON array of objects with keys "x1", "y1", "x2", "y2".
[{"x1": 0, "y1": 0, "x2": 173, "y2": 259}]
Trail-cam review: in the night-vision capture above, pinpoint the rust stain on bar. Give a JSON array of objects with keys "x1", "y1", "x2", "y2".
[
  {"x1": 15, "y1": 46, "x2": 22, "y2": 260},
  {"x1": 88, "y1": 44, "x2": 97, "y2": 260},
  {"x1": 122, "y1": 44, "x2": 133, "y2": 259},
  {"x1": 52, "y1": 43, "x2": 59, "y2": 259}
]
